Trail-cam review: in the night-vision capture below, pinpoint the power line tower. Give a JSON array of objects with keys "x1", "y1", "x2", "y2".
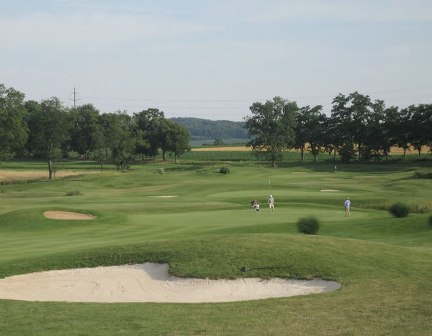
[{"x1": 70, "y1": 87, "x2": 80, "y2": 108}]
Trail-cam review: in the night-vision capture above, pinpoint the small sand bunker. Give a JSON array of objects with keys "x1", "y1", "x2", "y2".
[
  {"x1": 0, "y1": 263, "x2": 340, "y2": 303},
  {"x1": 320, "y1": 189, "x2": 341, "y2": 192},
  {"x1": 43, "y1": 211, "x2": 96, "y2": 220}
]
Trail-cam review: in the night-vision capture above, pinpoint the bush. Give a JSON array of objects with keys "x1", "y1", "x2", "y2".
[
  {"x1": 389, "y1": 202, "x2": 410, "y2": 218},
  {"x1": 428, "y1": 214, "x2": 432, "y2": 227},
  {"x1": 65, "y1": 190, "x2": 81, "y2": 196},
  {"x1": 219, "y1": 167, "x2": 230, "y2": 174},
  {"x1": 297, "y1": 217, "x2": 320, "y2": 235},
  {"x1": 413, "y1": 170, "x2": 432, "y2": 179}
]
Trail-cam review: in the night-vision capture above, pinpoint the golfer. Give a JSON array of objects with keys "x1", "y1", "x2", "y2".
[
  {"x1": 268, "y1": 195, "x2": 275, "y2": 212},
  {"x1": 255, "y1": 202, "x2": 260, "y2": 213},
  {"x1": 344, "y1": 197, "x2": 351, "y2": 217}
]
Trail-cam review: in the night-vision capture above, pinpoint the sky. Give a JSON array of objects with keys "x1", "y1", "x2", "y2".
[{"x1": 1, "y1": 0, "x2": 431, "y2": 121}]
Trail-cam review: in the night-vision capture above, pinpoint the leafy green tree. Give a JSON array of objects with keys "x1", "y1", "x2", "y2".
[
  {"x1": 380, "y1": 105, "x2": 400, "y2": 160},
  {"x1": 295, "y1": 105, "x2": 325, "y2": 162},
  {"x1": 69, "y1": 104, "x2": 101, "y2": 158},
  {"x1": 133, "y1": 109, "x2": 165, "y2": 160},
  {"x1": 360, "y1": 99, "x2": 386, "y2": 161},
  {"x1": 293, "y1": 107, "x2": 308, "y2": 161},
  {"x1": 0, "y1": 84, "x2": 28, "y2": 159},
  {"x1": 88, "y1": 113, "x2": 111, "y2": 171},
  {"x1": 244, "y1": 97, "x2": 297, "y2": 167},
  {"x1": 349, "y1": 92, "x2": 373, "y2": 160},
  {"x1": 330, "y1": 94, "x2": 356, "y2": 162},
  {"x1": 394, "y1": 107, "x2": 412, "y2": 159},
  {"x1": 163, "y1": 120, "x2": 191, "y2": 163},
  {"x1": 26, "y1": 98, "x2": 70, "y2": 179},
  {"x1": 103, "y1": 112, "x2": 135, "y2": 171},
  {"x1": 411, "y1": 104, "x2": 432, "y2": 157},
  {"x1": 322, "y1": 115, "x2": 339, "y2": 160}
]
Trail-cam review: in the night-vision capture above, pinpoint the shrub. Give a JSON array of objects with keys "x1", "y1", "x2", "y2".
[
  {"x1": 413, "y1": 170, "x2": 432, "y2": 179},
  {"x1": 389, "y1": 202, "x2": 410, "y2": 218},
  {"x1": 219, "y1": 167, "x2": 230, "y2": 174},
  {"x1": 297, "y1": 216, "x2": 320, "y2": 235},
  {"x1": 65, "y1": 190, "x2": 81, "y2": 196},
  {"x1": 428, "y1": 214, "x2": 432, "y2": 227}
]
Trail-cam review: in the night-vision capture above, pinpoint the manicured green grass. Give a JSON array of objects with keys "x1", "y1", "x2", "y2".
[{"x1": 0, "y1": 160, "x2": 431, "y2": 335}]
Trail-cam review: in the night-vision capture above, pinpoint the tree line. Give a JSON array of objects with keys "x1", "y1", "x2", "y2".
[
  {"x1": 0, "y1": 84, "x2": 190, "y2": 178},
  {"x1": 2, "y1": 83, "x2": 432, "y2": 174},
  {"x1": 244, "y1": 93, "x2": 432, "y2": 167},
  {"x1": 170, "y1": 117, "x2": 249, "y2": 141}
]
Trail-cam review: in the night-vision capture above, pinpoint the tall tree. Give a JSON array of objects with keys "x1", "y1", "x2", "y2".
[
  {"x1": 295, "y1": 105, "x2": 325, "y2": 162},
  {"x1": 411, "y1": 104, "x2": 432, "y2": 157},
  {"x1": 330, "y1": 93, "x2": 355, "y2": 162},
  {"x1": 360, "y1": 99, "x2": 386, "y2": 161},
  {"x1": 133, "y1": 109, "x2": 165, "y2": 160},
  {"x1": 163, "y1": 120, "x2": 191, "y2": 163},
  {"x1": 68, "y1": 104, "x2": 101, "y2": 158},
  {"x1": 103, "y1": 112, "x2": 135, "y2": 171},
  {"x1": 394, "y1": 107, "x2": 413, "y2": 159},
  {"x1": 26, "y1": 98, "x2": 70, "y2": 179},
  {"x1": 0, "y1": 84, "x2": 28, "y2": 159},
  {"x1": 244, "y1": 97, "x2": 297, "y2": 167},
  {"x1": 349, "y1": 92, "x2": 373, "y2": 160}
]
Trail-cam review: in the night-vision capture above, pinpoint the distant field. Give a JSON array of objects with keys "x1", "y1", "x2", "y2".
[
  {"x1": 0, "y1": 170, "x2": 90, "y2": 183},
  {"x1": 192, "y1": 145, "x2": 430, "y2": 154},
  {"x1": 192, "y1": 146, "x2": 251, "y2": 152}
]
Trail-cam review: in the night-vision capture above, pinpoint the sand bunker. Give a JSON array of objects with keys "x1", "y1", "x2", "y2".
[
  {"x1": 148, "y1": 196, "x2": 177, "y2": 198},
  {"x1": 0, "y1": 263, "x2": 340, "y2": 303},
  {"x1": 43, "y1": 211, "x2": 96, "y2": 220},
  {"x1": 320, "y1": 189, "x2": 341, "y2": 192}
]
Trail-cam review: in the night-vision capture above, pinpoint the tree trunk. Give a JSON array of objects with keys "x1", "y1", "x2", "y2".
[{"x1": 48, "y1": 159, "x2": 54, "y2": 180}]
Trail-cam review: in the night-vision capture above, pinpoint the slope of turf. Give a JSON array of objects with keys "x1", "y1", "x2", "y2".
[{"x1": 0, "y1": 160, "x2": 431, "y2": 335}]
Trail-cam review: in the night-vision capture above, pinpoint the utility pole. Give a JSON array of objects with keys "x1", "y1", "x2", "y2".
[{"x1": 71, "y1": 87, "x2": 79, "y2": 108}]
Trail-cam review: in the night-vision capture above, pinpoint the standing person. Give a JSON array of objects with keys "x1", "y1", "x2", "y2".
[
  {"x1": 268, "y1": 195, "x2": 275, "y2": 212},
  {"x1": 344, "y1": 197, "x2": 351, "y2": 217}
]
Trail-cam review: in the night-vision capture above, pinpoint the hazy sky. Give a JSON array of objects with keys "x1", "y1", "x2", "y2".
[{"x1": 1, "y1": 0, "x2": 431, "y2": 121}]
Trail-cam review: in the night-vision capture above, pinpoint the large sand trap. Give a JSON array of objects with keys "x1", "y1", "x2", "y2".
[
  {"x1": 0, "y1": 263, "x2": 341, "y2": 303},
  {"x1": 43, "y1": 211, "x2": 96, "y2": 220}
]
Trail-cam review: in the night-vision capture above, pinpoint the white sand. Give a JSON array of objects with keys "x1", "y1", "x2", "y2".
[
  {"x1": 0, "y1": 263, "x2": 341, "y2": 303},
  {"x1": 320, "y1": 189, "x2": 341, "y2": 192}
]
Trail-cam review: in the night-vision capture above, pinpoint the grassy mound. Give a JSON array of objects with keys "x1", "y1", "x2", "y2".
[{"x1": 0, "y1": 160, "x2": 431, "y2": 335}]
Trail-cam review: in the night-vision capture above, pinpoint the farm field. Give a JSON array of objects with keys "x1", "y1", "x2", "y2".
[{"x1": 0, "y1": 159, "x2": 431, "y2": 335}]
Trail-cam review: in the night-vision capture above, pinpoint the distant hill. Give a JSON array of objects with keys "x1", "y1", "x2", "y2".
[{"x1": 171, "y1": 117, "x2": 250, "y2": 142}]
